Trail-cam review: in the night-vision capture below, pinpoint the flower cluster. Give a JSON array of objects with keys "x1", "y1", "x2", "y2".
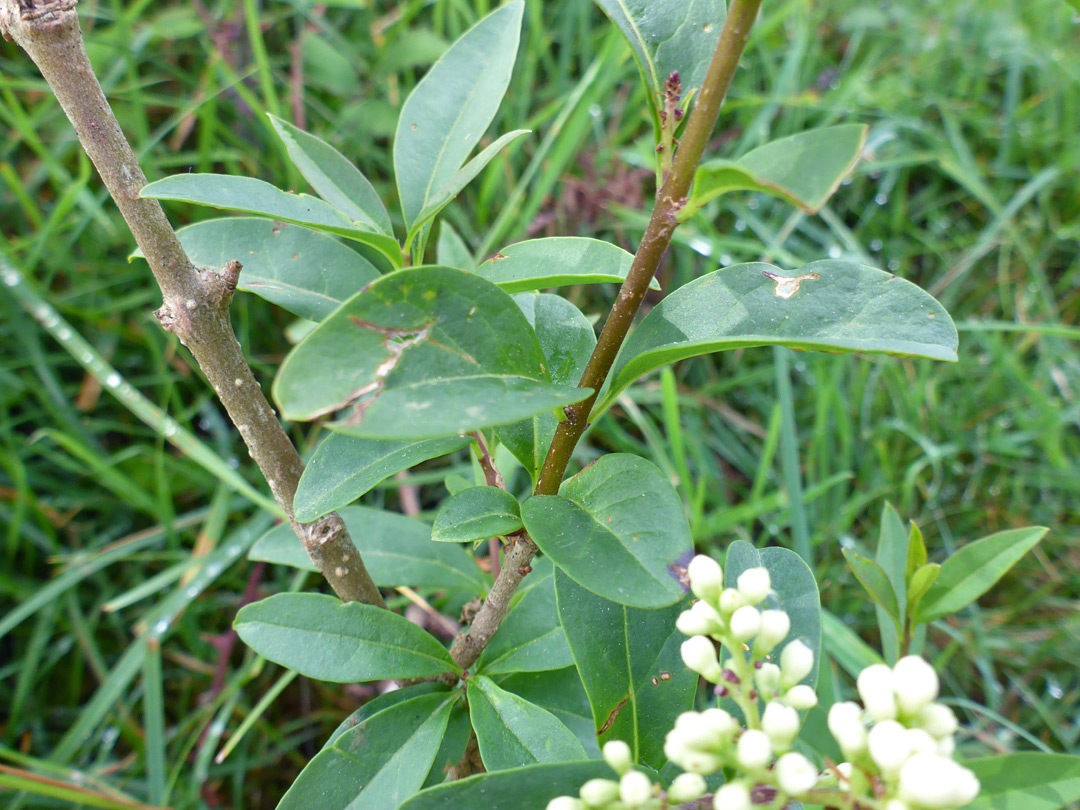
[
  {"x1": 546, "y1": 554, "x2": 980, "y2": 810},
  {"x1": 826, "y1": 657, "x2": 979, "y2": 809},
  {"x1": 545, "y1": 741, "x2": 707, "y2": 810}
]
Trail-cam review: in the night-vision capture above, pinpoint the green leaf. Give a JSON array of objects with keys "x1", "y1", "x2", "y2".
[
  {"x1": 140, "y1": 173, "x2": 402, "y2": 267},
  {"x1": 272, "y1": 266, "x2": 592, "y2": 439},
  {"x1": 432, "y1": 486, "x2": 523, "y2": 543},
  {"x1": 467, "y1": 675, "x2": 587, "y2": 771},
  {"x1": 133, "y1": 218, "x2": 380, "y2": 322},
  {"x1": 496, "y1": 293, "x2": 596, "y2": 481},
  {"x1": 234, "y1": 592, "x2": 460, "y2": 681},
  {"x1": 914, "y1": 527, "x2": 1049, "y2": 623},
  {"x1": 602, "y1": 261, "x2": 958, "y2": 411},
  {"x1": 326, "y1": 683, "x2": 450, "y2": 747},
  {"x1": 424, "y1": 703, "x2": 472, "y2": 789},
  {"x1": 522, "y1": 454, "x2": 692, "y2": 608},
  {"x1": 555, "y1": 569, "x2": 696, "y2": 769},
  {"x1": 437, "y1": 222, "x2": 474, "y2": 268},
  {"x1": 842, "y1": 549, "x2": 900, "y2": 624},
  {"x1": 474, "y1": 237, "x2": 657, "y2": 293},
  {"x1": 821, "y1": 610, "x2": 883, "y2": 680},
  {"x1": 906, "y1": 520, "x2": 928, "y2": 583},
  {"x1": 248, "y1": 506, "x2": 487, "y2": 594},
  {"x1": 593, "y1": 0, "x2": 726, "y2": 108},
  {"x1": 906, "y1": 563, "x2": 941, "y2": 617},
  {"x1": 394, "y1": 1, "x2": 523, "y2": 228},
  {"x1": 963, "y1": 752, "x2": 1080, "y2": 810},
  {"x1": 476, "y1": 574, "x2": 573, "y2": 675},
  {"x1": 269, "y1": 114, "x2": 392, "y2": 235},
  {"x1": 406, "y1": 129, "x2": 531, "y2": 250},
  {"x1": 725, "y1": 542, "x2": 822, "y2": 689},
  {"x1": 874, "y1": 503, "x2": 908, "y2": 662},
  {"x1": 398, "y1": 761, "x2": 614, "y2": 810},
  {"x1": 496, "y1": 668, "x2": 600, "y2": 756},
  {"x1": 277, "y1": 692, "x2": 456, "y2": 810},
  {"x1": 690, "y1": 125, "x2": 868, "y2": 215},
  {"x1": 295, "y1": 434, "x2": 469, "y2": 522}
]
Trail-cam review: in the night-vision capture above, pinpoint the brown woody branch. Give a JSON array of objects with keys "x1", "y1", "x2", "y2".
[{"x1": 1, "y1": 0, "x2": 384, "y2": 608}]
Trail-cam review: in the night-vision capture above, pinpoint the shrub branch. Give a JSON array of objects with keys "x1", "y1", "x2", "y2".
[{"x1": 0, "y1": 0, "x2": 385, "y2": 608}]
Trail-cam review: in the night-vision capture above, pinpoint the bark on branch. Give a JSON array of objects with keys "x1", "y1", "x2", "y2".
[{"x1": 1, "y1": 0, "x2": 384, "y2": 608}]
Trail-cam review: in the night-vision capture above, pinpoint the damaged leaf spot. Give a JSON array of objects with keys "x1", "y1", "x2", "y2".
[
  {"x1": 339, "y1": 317, "x2": 433, "y2": 425},
  {"x1": 762, "y1": 270, "x2": 821, "y2": 299},
  {"x1": 598, "y1": 698, "x2": 627, "y2": 735}
]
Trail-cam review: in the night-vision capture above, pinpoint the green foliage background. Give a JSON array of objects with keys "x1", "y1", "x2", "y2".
[{"x1": 1, "y1": 0, "x2": 1078, "y2": 806}]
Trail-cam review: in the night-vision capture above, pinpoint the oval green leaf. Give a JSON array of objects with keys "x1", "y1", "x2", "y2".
[
  {"x1": 474, "y1": 237, "x2": 657, "y2": 293},
  {"x1": 398, "y1": 761, "x2": 614, "y2": 810},
  {"x1": 278, "y1": 692, "x2": 456, "y2": 810},
  {"x1": 432, "y1": 486, "x2": 523, "y2": 544},
  {"x1": 603, "y1": 261, "x2": 958, "y2": 411},
  {"x1": 496, "y1": 293, "x2": 597, "y2": 481},
  {"x1": 914, "y1": 526, "x2": 1048, "y2": 623},
  {"x1": 475, "y1": 574, "x2": 573, "y2": 675},
  {"x1": 554, "y1": 569, "x2": 696, "y2": 769},
  {"x1": 269, "y1": 114, "x2": 393, "y2": 235},
  {"x1": 295, "y1": 433, "x2": 469, "y2": 522},
  {"x1": 394, "y1": 1, "x2": 523, "y2": 228},
  {"x1": 140, "y1": 173, "x2": 402, "y2": 267},
  {"x1": 467, "y1": 675, "x2": 587, "y2": 771},
  {"x1": 594, "y1": 0, "x2": 726, "y2": 113},
  {"x1": 725, "y1": 541, "x2": 822, "y2": 690},
  {"x1": 234, "y1": 592, "x2": 460, "y2": 681},
  {"x1": 964, "y1": 752, "x2": 1080, "y2": 810},
  {"x1": 272, "y1": 266, "x2": 592, "y2": 439},
  {"x1": 139, "y1": 218, "x2": 380, "y2": 322},
  {"x1": 521, "y1": 454, "x2": 692, "y2": 608},
  {"x1": 690, "y1": 125, "x2": 868, "y2": 215},
  {"x1": 842, "y1": 548, "x2": 900, "y2": 624},
  {"x1": 248, "y1": 506, "x2": 487, "y2": 594},
  {"x1": 496, "y1": 668, "x2": 600, "y2": 756}
]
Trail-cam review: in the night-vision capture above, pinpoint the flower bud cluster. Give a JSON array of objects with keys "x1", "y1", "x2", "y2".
[{"x1": 826, "y1": 656, "x2": 979, "y2": 809}]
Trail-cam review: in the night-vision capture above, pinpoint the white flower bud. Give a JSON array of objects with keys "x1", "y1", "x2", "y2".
[
  {"x1": 580, "y1": 778, "x2": 619, "y2": 808},
  {"x1": 663, "y1": 733, "x2": 687, "y2": 765},
  {"x1": 907, "y1": 728, "x2": 937, "y2": 755},
  {"x1": 936, "y1": 736, "x2": 956, "y2": 757},
  {"x1": 898, "y1": 753, "x2": 980, "y2": 809},
  {"x1": 756, "y1": 610, "x2": 791, "y2": 653},
  {"x1": 762, "y1": 701, "x2": 801, "y2": 749},
  {"x1": 780, "y1": 640, "x2": 815, "y2": 686},
  {"x1": 857, "y1": 663, "x2": 898, "y2": 721},
  {"x1": 836, "y1": 762, "x2": 853, "y2": 781},
  {"x1": 892, "y1": 656, "x2": 940, "y2": 715},
  {"x1": 775, "y1": 752, "x2": 818, "y2": 796},
  {"x1": 736, "y1": 729, "x2": 773, "y2": 771},
  {"x1": 667, "y1": 772, "x2": 707, "y2": 803},
  {"x1": 700, "y1": 707, "x2": 739, "y2": 740},
  {"x1": 681, "y1": 636, "x2": 722, "y2": 681},
  {"x1": 782, "y1": 684, "x2": 819, "y2": 710},
  {"x1": 679, "y1": 749, "x2": 723, "y2": 775},
  {"x1": 713, "y1": 781, "x2": 752, "y2": 810},
  {"x1": 917, "y1": 702, "x2": 959, "y2": 739},
  {"x1": 736, "y1": 567, "x2": 771, "y2": 604},
  {"x1": 672, "y1": 711, "x2": 725, "y2": 750},
  {"x1": 547, "y1": 798, "x2": 585, "y2": 810},
  {"x1": 828, "y1": 702, "x2": 868, "y2": 758},
  {"x1": 753, "y1": 664, "x2": 779, "y2": 700},
  {"x1": 884, "y1": 801, "x2": 912, "y2": 810},
  {"x1": 677, "y1": 600, "x2": 726, "y2": 636},
  {"x1": 729, "y1": 606, "x2": 761, "y2": 642},
  {"x1": 868, "y1": 720, "x2": 913, "y2": 776},
  {"x1": 688, "y1": 555, "x2": 724, "y2": 602},
  {"x1": 718, "y1": 588, "x2": 745, "y2": 615},
  {"x1": 602, "y1": 740, "x2": 633, "y2": 775},
  {"x1": 619, "y1": 770, "x2": 653, "y2": 807}
]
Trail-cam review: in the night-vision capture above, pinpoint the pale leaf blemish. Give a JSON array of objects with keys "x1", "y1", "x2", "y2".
[
  {"x1": 338, "y1": 318, "x2": 433, "y2": 425},
  {"x1": 762, "y1": 270, "x2": 821, "y2": 299}
]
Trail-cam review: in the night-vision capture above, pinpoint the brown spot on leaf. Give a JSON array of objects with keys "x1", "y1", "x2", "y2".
[{"x1": 598, "y1": 699, "x2": 628, "y2": 735}]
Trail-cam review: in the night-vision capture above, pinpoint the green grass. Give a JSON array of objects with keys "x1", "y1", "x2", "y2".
[{"x1": 2, "y1": 0, "x2": 1079, "y2": 805}]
